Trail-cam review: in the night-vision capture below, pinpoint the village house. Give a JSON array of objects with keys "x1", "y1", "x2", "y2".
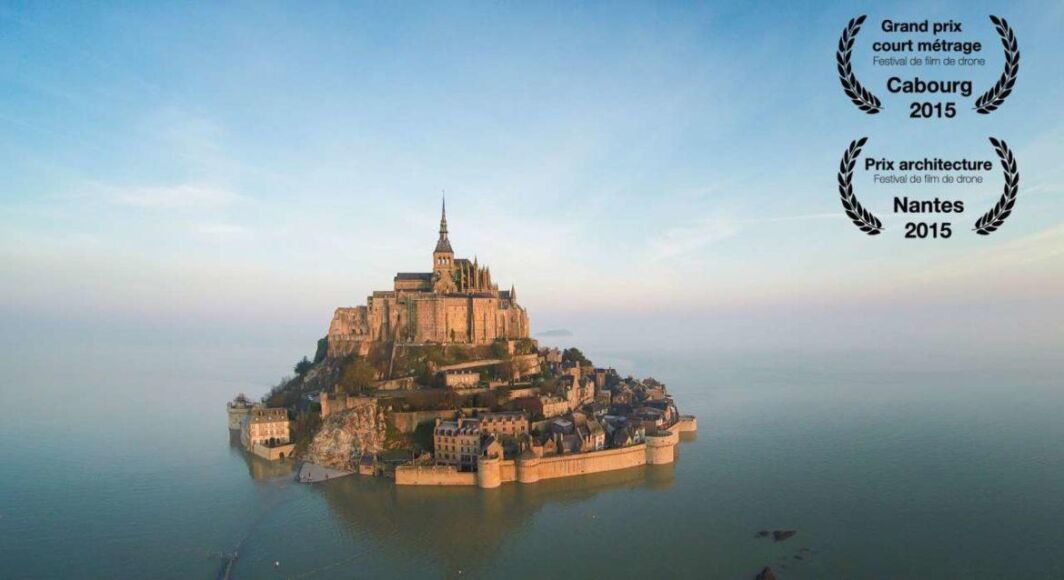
[
  {"x1": 585, "y1": 418, "x2": 607, "y2": 450},
  {"x1": 515, "y1": 394, "x2": 571, "y2": 419},
  {"x1": 433, "y1": 417, "x2": 483, "y2": 471},
  {"x1": 240, "y1": 407, "x2": 294, "y2": 461},
  {"x1": 542, "y1": 395, "x2": 571, "y2": 418},
  {"x1": 478, "y1": 411, "x2": 530, "y2": 437}
]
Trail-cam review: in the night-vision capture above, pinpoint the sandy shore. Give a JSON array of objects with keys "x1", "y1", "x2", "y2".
[{"x1": 296, "y1": 462, "x2": 353, "y2": 483}]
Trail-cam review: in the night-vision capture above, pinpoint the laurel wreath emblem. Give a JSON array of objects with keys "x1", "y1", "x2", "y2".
[
  {"x1": 973, "y1": 138, "x2": 1019, "y2": 235},
  {"x1": 974, "y1": 16, "x2": 1020, "y2": 114},
  {"x1": 838, "y1": 137, "x2": 883, "y2": 235},
  {"x1": 837, "y1": 15, "x2": 882, "y2": 114}
]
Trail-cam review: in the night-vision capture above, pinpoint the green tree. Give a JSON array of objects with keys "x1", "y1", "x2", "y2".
[
  {"x1": 291, "y1": 411, "x2": 322, "y2": 455},
  {"x1": 338, "y1": 358, "x2": 376, "y2": 394},
  {"x1": 313, "y1": 337, "x2": 329, "y2": 363},
  {"x1": 294, "y1": 356, "x2": 313, "y2": 376},
  {"x1": 491, "y1": 340, "x2": 511, "y2": 359},
  {"x1": 562, "y1": 347, "x2": 589, "y2": 365}
]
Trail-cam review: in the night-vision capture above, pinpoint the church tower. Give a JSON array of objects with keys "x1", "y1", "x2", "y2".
[{"x1": 432, "y1": 197, "x2": 457, "y2": 293}]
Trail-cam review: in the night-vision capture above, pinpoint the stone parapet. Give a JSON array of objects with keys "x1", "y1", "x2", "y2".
[
  {"x1": 515, "y1": 455, "x2": 541, "y2": 484},
  {"x1": 395, "y1": 464, "x2": 476, "y2": 486}
]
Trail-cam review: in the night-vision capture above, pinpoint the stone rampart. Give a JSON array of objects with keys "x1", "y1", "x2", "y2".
[
  {"x1": 395, "y1": 416, "x2": 696, "y2": 487},
  {"x1": 388, "y1": 409, "x2": 458, "y2": 434},
  {"x1": 476, "y1": 456, "x2": 502, "y2": 488},
  {"x1": 645, "y1": 430, "x2": 679, "y2": 465},
  {"x1": 395, "y1": 464, "x2": 476, "y2": 486},
  {"x1": 320, "y1": 392, "x2": 376, "y2": 419},
  {"x1": 500, "y1": 459, "x2": 517, "y2": 482},
  {"x1": 531, "y1": 444, "x2": 650, "y2": 481},
  {"x1": 374, "y1": 376, "x2": 417, "y2": 391}
]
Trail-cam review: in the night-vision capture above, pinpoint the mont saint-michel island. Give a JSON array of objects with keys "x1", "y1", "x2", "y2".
[{"x1": 227, "y1": 201, "x2": 696, "y2": 488}]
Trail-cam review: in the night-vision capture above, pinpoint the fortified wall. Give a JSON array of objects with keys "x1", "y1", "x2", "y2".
[
  {"x1": 395, "y1": 421, "x2": 691, "y2": 488},
  {"x1": 320, "y1": 392, "x2": 377, "y2": 419}
]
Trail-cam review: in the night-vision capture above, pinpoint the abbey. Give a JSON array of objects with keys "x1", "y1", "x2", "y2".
[{"x1": 326, "y1": 200, "x2": 530, "y2": 357}]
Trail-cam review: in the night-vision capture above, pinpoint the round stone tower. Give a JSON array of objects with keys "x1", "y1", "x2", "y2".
[
  {"x1": 476, "y1": 455, "x2": 502, "y2": 489},
  {"x1": 644, "y1": 430, "x2": 679, "y2": 465}
]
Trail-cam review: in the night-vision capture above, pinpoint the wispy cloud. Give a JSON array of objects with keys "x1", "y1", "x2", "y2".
[
  {"x1": 647, "y1": 216, "x2": 741, "y2": 260},
  {"x1": 112, "y1": 184, "x2": 244, "y2": 209}
]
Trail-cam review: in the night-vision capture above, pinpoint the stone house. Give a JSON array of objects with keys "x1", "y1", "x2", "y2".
[
  {"x1": 240, "y1": 407, "x2": 294, "y2": 460},
  {"x1": 539, "y1": 395, "x2": 570, "y2": 419},
  {"x1": 478, "y1": 411, "x2": 530, "y2": 437},
  {"x1": 585, "y1": 418, "x2": 607, "y2": 451},
  {"x1": 433, "y1": 417, "x2": 482, "y2": 471}
]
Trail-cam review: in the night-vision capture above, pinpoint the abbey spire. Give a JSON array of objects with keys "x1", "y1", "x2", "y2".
[{"x1": 435, "y1": 195, "x2": 453, "y2": 254}]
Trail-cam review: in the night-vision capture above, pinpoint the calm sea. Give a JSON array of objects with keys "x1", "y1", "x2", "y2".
[{"x1": 2, "y1": 339, "x2": 1063, "y2": 579}]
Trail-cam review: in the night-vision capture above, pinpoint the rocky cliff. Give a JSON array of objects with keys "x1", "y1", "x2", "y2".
[{"x1": 303, "y1": 399, "x2": 386, "y2": 470}]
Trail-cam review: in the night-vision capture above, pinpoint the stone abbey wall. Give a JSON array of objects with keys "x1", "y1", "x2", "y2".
[
  {"x1": 328, "y1": 293, "x2": 529, "y2": 357},
  {"x1": 325, "y1": 206, "x2": 531, "y2": 357}
]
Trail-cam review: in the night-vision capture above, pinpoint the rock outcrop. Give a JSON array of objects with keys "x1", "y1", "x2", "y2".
[
  {"x1": 303, "y1": 399, "x2": 386, "y2": 470},
  {"x1": 755, "y1": 567, "x2": 777, "y2": 580},
  {"x1": 773, "y1": 530, "x2": 797, "y2": 542}
]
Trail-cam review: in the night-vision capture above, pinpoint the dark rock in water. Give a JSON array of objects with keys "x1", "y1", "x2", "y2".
[
  {"x1": 755, "y1": 530, "x2": 770, "y2": 538},
  {"x1": 794, "y1": 555, "x2": 804, "y2": 560},
  {"x1": 773, "y1": 529, "x2": 797, "y2": 542},
  {"x1": 755, "y1": 566, "x2": 778, "y2": 580}
]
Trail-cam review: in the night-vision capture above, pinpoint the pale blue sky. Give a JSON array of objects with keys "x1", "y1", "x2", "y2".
[{"x1": 1, "y1": 1, "x2": 1062, "y2": 363}]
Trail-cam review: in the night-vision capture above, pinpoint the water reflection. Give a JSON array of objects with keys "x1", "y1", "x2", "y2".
[
  {"x1": 315, "y1": 463, "x2": 675, "y2": 574},
  {"x1": 228, "y1": 431, "x2": 296, "y2": 481}
]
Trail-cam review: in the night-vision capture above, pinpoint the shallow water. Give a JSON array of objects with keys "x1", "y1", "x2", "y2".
[{"x1": 2, "y1": 342, "x2": 1063, "y2": 579}]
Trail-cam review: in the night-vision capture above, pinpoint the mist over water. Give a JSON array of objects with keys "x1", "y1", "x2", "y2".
[{"x1": 2, "y1": 331, "x2": 1063, "y2": 578}]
